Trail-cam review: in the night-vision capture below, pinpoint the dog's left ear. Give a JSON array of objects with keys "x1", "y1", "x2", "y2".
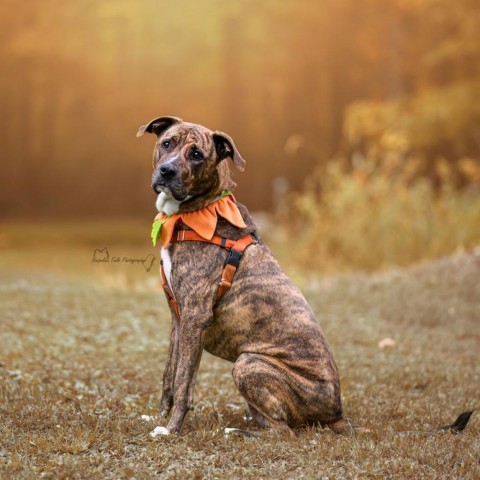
[
  {"x1": 213, "y1": 131, "x2": 246, "y2": 172},
  {"x1": 136, "y1": 116, "x2": 182, "y2": 137}
]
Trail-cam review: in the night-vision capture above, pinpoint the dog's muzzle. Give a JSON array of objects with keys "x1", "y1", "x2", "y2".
[{"x1": 152, "y1": 163, "x2": 179, "y2": 194}]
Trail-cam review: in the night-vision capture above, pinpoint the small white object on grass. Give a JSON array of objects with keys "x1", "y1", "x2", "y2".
[
  {"x1": 224, "y1": 428, "x2": 240, "y2": 434},
  {"x1": 378, "y1": 337, "x2": 396, "y2": 349},
  {"x1": 141, "y1": 415, "x2": 155, "y2": 422},
  {"x1": 150, "y1": 426, "x2": 170, "y2": 438}
]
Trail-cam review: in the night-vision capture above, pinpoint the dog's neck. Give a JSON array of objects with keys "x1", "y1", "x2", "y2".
[{"x1": 156, "y1": 185, "x2": 235, "y2": 216}]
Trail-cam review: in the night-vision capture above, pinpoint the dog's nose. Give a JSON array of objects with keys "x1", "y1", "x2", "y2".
[
  {"x1": 159, "y1": 163, "x2": 177, "y2": 180},
  {"x1": 152, "y1": 162, "x2": 179, "y2": 193}
]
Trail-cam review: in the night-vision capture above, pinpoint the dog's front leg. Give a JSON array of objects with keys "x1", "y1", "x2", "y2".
[
  {"x1": 158, "y1": 313, "x2": 179, "y2": 418},
  {"x1": 164, "y1": 318, "x2": 206, "y2": 434}
]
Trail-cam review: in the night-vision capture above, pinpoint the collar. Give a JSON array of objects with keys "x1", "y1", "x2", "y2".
[{"x1": 151, "y1": 191, "x2": 247, "y2": 247}]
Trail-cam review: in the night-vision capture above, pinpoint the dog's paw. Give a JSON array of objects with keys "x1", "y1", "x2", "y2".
[{"x1": 150, "y1": 426, "x2": 171, "y2": 438}]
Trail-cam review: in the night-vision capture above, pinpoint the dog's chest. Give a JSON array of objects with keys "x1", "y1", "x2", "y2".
[{"x1": 161, "y1": 247, "x2": 173, "y2": 291}]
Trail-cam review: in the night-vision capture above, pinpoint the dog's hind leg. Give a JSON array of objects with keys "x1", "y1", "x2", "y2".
[
  {"x1": 244, "y1": 402, "x2": 269, "y2": 428},
  {"x1": 232, "y1": 353, "x2": 301, "y2": 435}
]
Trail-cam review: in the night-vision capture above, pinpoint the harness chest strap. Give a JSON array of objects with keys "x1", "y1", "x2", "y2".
[{"x1": 160, "y1": 230, "x2": 256, "y2": 319}]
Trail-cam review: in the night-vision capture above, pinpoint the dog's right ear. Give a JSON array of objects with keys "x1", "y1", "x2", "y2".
[
  {"x1": 136, "y1": 116, "x2": 182, "y2": 137},
  {"x1": 213, "y1": 131, "x2": 246, "y2": 172}
]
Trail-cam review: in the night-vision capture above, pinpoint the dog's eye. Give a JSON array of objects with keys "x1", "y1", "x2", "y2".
[
  {"x1": 192, "y1": 150, "x2": 204, "y2": 161},
  {"x1": 161, "y1": 140, "x2": 171, "y2": 149}
]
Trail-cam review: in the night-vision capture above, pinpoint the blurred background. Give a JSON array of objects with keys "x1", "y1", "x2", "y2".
[{"x1": 1, "y1": 0, "x2": 480, "y2": 273}]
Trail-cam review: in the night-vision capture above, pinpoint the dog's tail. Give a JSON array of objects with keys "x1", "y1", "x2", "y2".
[{"x1": 328, "y1": 410, "x2": 474, "y2": 436}]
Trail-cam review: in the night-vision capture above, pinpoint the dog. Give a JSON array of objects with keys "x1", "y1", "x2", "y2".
[{"x1": 137, "y1": 116, "x2": 473, "y2": 437}]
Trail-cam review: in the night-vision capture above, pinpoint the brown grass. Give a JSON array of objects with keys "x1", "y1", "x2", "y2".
[{"x1": 0, "y1": 222, "x2": 479, "y2": 479}]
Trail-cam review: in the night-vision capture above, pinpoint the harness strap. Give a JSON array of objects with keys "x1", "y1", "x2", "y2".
[
  {"x1": 160, "y1": 229, "x2": 256, "y2": 320},
  {"x1": 215, "y1": 234, "x2": 255, "y2": 302}
]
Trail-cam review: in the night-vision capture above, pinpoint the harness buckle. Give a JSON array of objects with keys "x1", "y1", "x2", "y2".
[
  {"x1": 218, "y1": 278, "x2": 232, "y2": 289},
  {"x1": 176, "y1": 229, "x2": 186, "y2": 241},
  {"x1": 224, "y1": 248, "x2": 242, "y2": 268}
]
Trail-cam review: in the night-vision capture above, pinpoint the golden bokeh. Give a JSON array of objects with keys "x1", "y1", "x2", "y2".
[{"x1": 1, "y1": 0, "x2": 479, "y2": 221}]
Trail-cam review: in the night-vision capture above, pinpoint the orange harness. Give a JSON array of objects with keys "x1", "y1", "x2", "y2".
[{"x1": 160, "y1": 226, "x2": 256, "y2": 320}]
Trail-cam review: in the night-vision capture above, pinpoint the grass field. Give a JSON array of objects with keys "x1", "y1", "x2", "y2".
[{"x1": 0, "y1": 220, "x2": 479, "y2": 479}]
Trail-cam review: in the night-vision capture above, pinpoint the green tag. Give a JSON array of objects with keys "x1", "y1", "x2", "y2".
[
  {"x1": 151, "y1": 217, "x2": 169, "y2": 246},
  {"x1": 220, "y1": 189, "x2": 232, "y2": 197}
]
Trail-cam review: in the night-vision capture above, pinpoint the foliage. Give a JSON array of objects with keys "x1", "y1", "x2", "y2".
[
  {"x1": 279, "y1": 0, "x2": 480, "y2": 273},
  {"x1": 344, "y1": 81, "x2": 480, "y2": 186},
  {"x1": 287, "y1": 155, "x2": 480, "y2": 272}
]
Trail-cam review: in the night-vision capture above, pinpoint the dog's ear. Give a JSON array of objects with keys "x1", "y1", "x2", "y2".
[
  {"x1": 212, "y1": 131, "x2": 246, "y2": 172},
  {"x1": 136, "y1": 116, "x2": 182, "y2": 137}
]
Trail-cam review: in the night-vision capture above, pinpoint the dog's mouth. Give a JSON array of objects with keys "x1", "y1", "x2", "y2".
[
  {"x1": 153, "y1": 182, "x2": 189, "y2": 202},
  {"x1": 155, "y1": 189, "x2": 194, "y2": 215},
  {"x1": 153, "y1": 182, "x2": 165, "y2": 195}
]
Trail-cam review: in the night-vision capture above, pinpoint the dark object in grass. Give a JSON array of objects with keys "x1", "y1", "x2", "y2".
[
  {"x1": 400, "y1": 411, "x2": 475, "y2": 437},
  {"x1": 439, "y1": 410, "x2": 474, "y2": 434}
]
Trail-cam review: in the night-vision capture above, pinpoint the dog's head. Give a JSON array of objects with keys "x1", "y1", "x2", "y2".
[{"x1": 137, "y1": 116, "x2": 245, "y2": 215}]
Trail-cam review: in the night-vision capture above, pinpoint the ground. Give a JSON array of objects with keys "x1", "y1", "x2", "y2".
[{"x1": 0, "y1": 221, "x2": 479, "y2": 479}]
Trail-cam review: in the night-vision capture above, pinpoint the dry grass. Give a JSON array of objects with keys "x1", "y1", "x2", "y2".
[
  {"x1": 0, "y1": 222, "x2": 479, "y2": 479},
  {"x1": 286, "y1": 160, "x2": 480, "y2": 273}
]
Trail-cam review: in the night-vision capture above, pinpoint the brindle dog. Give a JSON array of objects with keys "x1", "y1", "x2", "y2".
[
  {"x1": 137, "y1": 115, "x2": 345, "y2": 436},
  {"x1": 137, "y1": 116, "x2": 472, "y2": 437}
]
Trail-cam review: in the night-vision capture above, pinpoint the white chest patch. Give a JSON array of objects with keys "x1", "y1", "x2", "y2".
[
  {"x1": 156, "y1": 192, "x2": 182, "y2": 215},
  {"x1": 161, "y1": 246, "x2": 173, "y2": 292}
]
